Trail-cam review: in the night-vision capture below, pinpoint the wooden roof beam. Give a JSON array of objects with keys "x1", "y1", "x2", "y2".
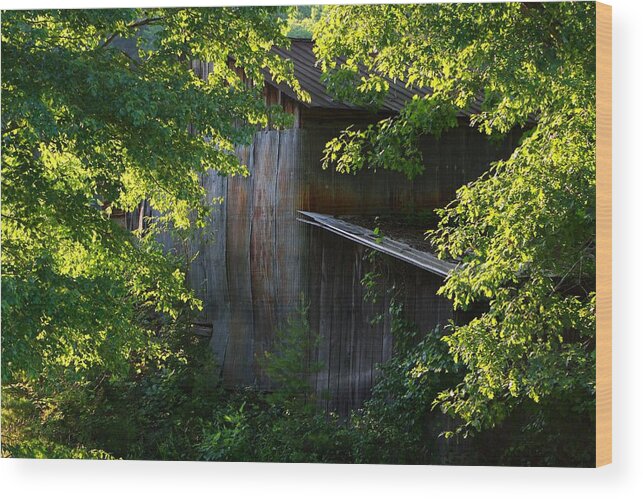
[{"x1": 297, "y1": 211, "x2": 457, "y2": 278}]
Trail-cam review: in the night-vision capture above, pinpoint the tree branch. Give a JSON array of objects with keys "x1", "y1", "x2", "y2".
[
  {"x1": 2, "y1": 122, "x2": 25, "y2": 137},
  {"x1": 101, "y1": 17, "x2": 164, "y2": 49}
]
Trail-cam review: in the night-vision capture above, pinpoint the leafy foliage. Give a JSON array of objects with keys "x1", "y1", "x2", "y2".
[
  {"x1": 314, "y1": 2, "x2": 596, "y2": 434},
  {"x1": 3, "y1": 288, "x2": 592, "y2": 465},
  {"x1": 2, "y1": 5, "x2": 597, "y2": 466},
  {"x1": 198, "y1": 300, "x2": 353, "y2": 464},
  {"x1": 261, "y1": 295, "x2": 323, "y2": 410},
  {"x1": 285, "y1": 5, "x2": 326, "y2": 38},
  {"x1": 1, "y1": 313, "x2": 223, "y2": 460},
  {"x1": 1, "y1": 7, "x2": 304, "y2": 385},
  {"x1": 349, "y1": 322, "x2": 460, "y2": 464}
]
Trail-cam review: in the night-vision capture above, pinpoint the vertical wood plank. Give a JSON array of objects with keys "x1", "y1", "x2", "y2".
[
  {"x1": 349, "y1": 249, "x2": 363, "y2": 409},
  {"x1": 336, "y1": 239, "x2": 354, "y2": 414},
  {"x1": 326, "y1": 237, "x2": 343, "y2": 411},
  {"x1": 198, "y1": 171, "x2": 230, "y2": 372},
  {"x1": 224, "y1": 143, "x2": 255, "y2": 384},
  {"x1": 274, "y1": 130, "x2": 303, "y2": 337},
  {"x1": 306, "y1": 225, "x2": 322, "y2": 396},
  {"x1": 249, "y1": 131, "x2": 280, "y2": 386},
  {"x1": 316, "y1": 233, "x2": 333, "y2": 411}
]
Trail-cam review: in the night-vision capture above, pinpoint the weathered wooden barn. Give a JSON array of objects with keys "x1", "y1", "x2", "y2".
[{"x1": 154, "y1": 40, "x2": 520, "y2": 413}]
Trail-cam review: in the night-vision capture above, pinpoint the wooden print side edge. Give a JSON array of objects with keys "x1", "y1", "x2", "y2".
[{"x1": 596, "y1": 1, "x2": 612, "y2": 468}]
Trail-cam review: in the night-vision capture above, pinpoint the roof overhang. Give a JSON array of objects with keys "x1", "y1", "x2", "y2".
[{"x1": 297, "y1": 211, "x2": 456, "y2": 278}]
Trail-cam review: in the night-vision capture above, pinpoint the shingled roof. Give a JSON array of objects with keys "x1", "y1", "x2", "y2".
[{"x1": 269, "y1": 39, "x2": 481, "y2": 117}]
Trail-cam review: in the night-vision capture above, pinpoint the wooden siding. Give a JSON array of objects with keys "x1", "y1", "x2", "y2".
[
  {"x1": 306, "y1": 231, "x2": 454, "y2": 413},
  {"x1": 159, "y1": 124, "x2": 519, "y2": 412}
]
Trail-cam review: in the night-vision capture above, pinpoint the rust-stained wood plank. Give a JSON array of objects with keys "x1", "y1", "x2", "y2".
[
  {"x1": 249, "y1": 131, "x2": 280, "y2": 386},
  {"x1": 275, "y1": 131, "x2": 303, "y2": 336}
]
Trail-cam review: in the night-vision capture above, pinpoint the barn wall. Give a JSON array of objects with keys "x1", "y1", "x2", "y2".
[
  {"x1": 160, "y1": 124, "x2": 519, "y2": 411},
  {"x1": 159, "y1": 130, "x2": 305, "y2": 387},
  {"x1": 306, "y1": 230, "x2": 455, "y2": 413},
  {"x1": 300, "y1": 123, "x2": 521, "y2": 215}
]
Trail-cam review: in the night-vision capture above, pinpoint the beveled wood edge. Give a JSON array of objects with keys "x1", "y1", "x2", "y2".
[{"x1": 596, "y1": 1, "x2": 612, "y2": 468}]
